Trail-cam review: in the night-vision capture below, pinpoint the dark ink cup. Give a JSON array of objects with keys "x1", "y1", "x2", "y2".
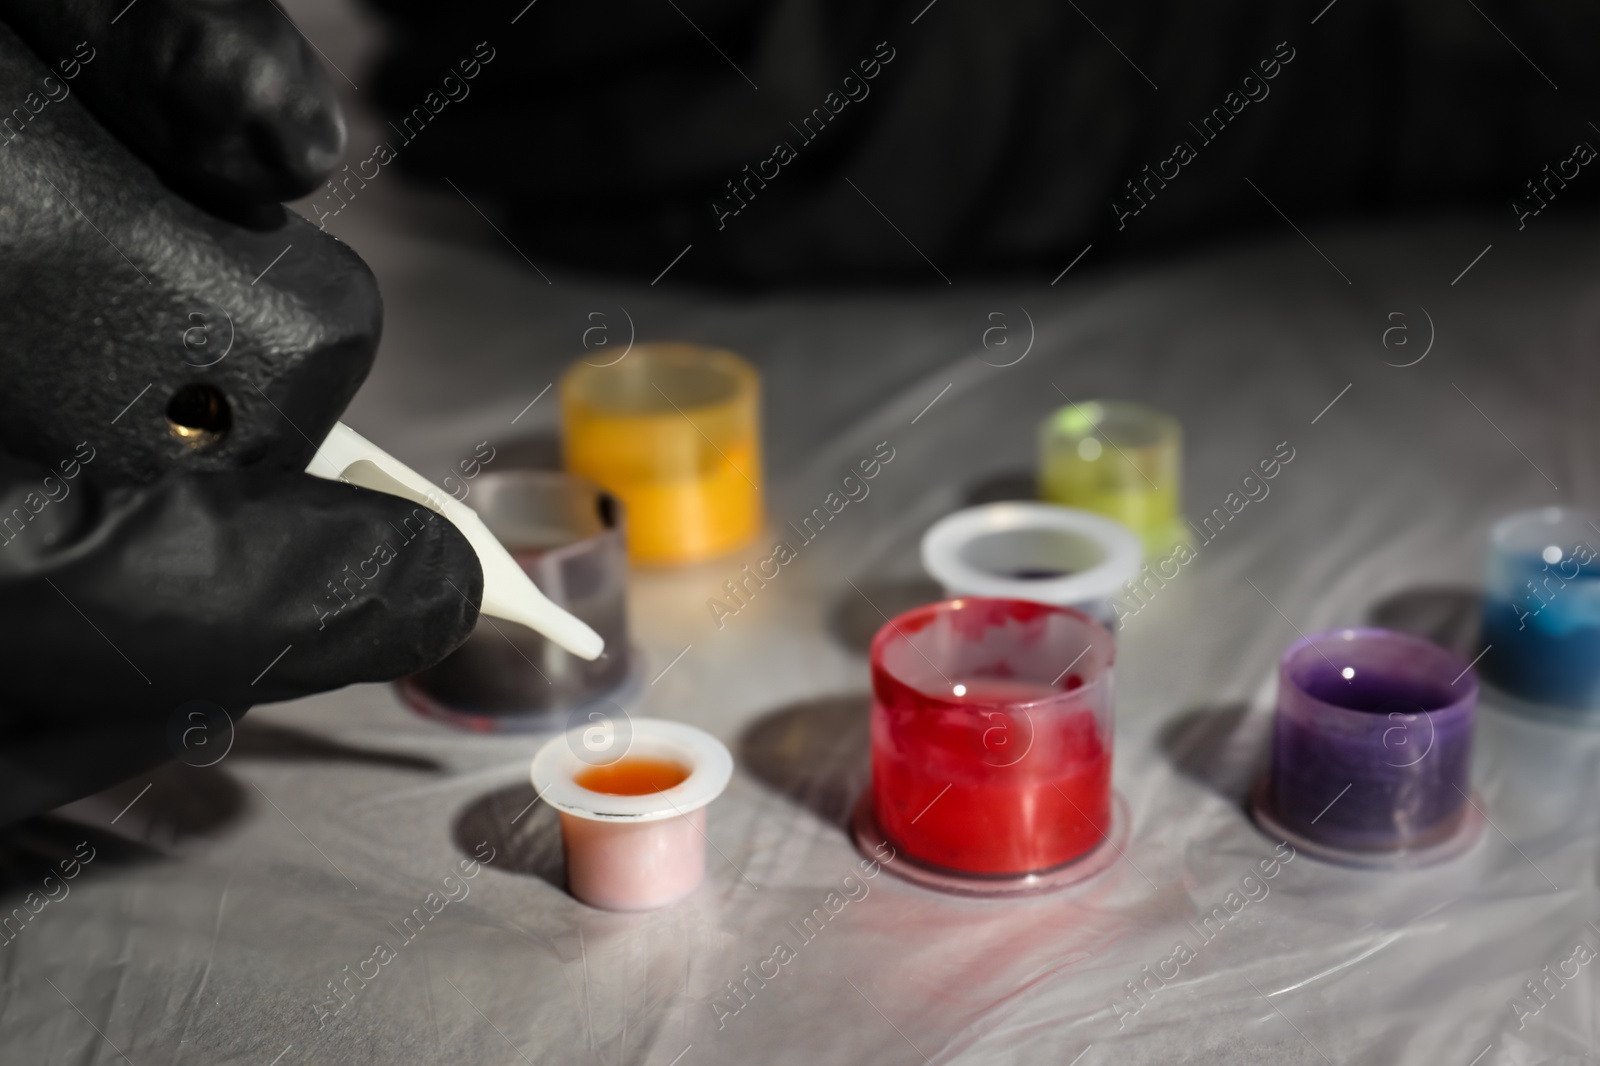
[
  {"x1": 1253, "y1": 627, "x2": 1482, "y2": 868},
  {"x1": 398, "y1": 471, "x2": 634, "y2": 731}
]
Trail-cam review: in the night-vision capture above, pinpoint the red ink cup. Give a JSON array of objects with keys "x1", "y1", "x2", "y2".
[{"x1": 853, "y1": 597, "x2": 1127, "y2": 896}]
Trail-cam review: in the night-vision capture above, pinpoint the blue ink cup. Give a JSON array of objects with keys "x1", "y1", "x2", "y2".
[{"x1": 1481, "y1": 507, "x2": 1600, "y2": 709}]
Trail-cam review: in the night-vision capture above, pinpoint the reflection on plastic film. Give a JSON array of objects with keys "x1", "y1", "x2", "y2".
[
  {"x1": 1110, "y1": 843, "x2": 1296, "y2": 1031},
  {"x1": 709, "y1": 844, "x2": 896, "y2": 1032}
]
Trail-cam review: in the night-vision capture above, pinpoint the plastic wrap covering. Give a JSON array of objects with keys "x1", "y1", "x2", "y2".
[{"x1": 3, "y1": 4, "x2": 1599, "y2": 1062}]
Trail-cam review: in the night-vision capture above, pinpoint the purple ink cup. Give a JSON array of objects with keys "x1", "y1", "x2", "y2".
[{"x1": 1252, "y1": 627, "x2": 1484, "y2": 869}]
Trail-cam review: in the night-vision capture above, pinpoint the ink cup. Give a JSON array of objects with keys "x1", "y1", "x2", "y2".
[
  {"x1": 562, "y1": 344, "x2": 763, "y2": 566},
  {"x1": 1480, "y1": 507, "x2": 1600, "y2": 712},
  {"x1": 399, "y1": 471, "x2": 633, "y2": 732},
  {"x1": 1252, "y1": 628, "x2": 1483, "y2": 869},
  {"x1": 1037, "y1": 400, "x2": 1186, "y2": 558},
  {"x1": 853, "y1": 597, "x2": 1127, "y2": 896},
  {"x1": 532, "y1": 718, "x2": 733, "y2": 911},
  {"x1": 920, "y1": 502, "x2": 1143, "y2": 627}
]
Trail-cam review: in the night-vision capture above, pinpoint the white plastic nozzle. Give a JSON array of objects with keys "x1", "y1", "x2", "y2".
[{"x1": 306, "y1": 422, "x2": 605, "y2": 660}]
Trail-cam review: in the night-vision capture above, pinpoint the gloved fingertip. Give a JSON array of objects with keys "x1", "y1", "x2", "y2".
[
  {"x1": 354, "y1": 503, "x2": 485, "y2": 678},
  {"x1": 158, "y1": 0, "x2": 351, "y2": 204},
  {"x1": 260, "y1": 90, "x2": 347, "y2": 200},
  {"x1": 219, "y1": 34, "x2": 348, "y2": 202},
  {"x1": 418, "y1": 510, "x2": 486, "y2": 651}
]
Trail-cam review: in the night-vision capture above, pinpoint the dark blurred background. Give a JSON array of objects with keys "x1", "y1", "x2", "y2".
[{"x1": 354, "y1": 0, "x2": 1600, "y2": 284}]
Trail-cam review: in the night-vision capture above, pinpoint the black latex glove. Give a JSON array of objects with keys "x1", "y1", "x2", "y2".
[
  {"x1": 0, "y1": 0, "x2": 346, "y2": 206},
  {"x1": 0, "y1": 2, "x2": 482, "y2": 825},
  {"x1": 365, "y1": 0, "x2": 1600, "y2": 283}
]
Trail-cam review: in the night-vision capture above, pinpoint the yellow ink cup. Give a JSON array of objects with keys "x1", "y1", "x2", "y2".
[{"x1": 561, "y1": 344, "x2": 763, "y2": 566}]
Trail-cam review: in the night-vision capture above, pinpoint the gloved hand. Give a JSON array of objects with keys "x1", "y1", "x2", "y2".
[{"x1": 0, "y1": 0, "x2": 482, "y2": 825}]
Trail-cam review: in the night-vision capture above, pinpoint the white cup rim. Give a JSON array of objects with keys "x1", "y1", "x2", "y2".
[
  {"x1": 920, "y1": 502, "x2": 1143, "y2": 606},
  {"x1": 531, "y1": 718, "x2": 733, "y2": 823}
]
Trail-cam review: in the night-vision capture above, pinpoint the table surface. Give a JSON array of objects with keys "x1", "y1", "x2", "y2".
[{"x1": 7, "y1": 4, "x2": 1600, "y2": 1064}]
